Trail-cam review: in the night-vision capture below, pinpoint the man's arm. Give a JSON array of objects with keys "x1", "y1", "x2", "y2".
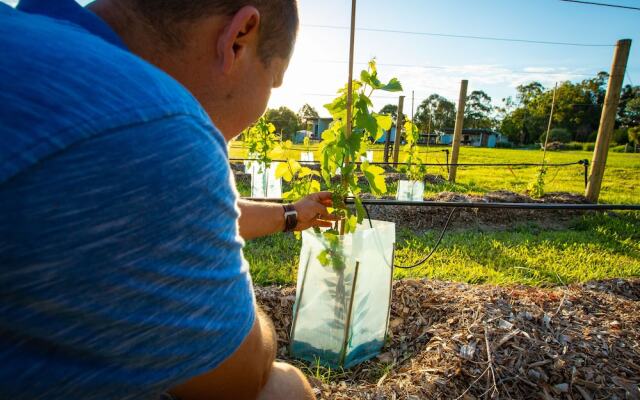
[{"x1": 237, "y1": 192, "x2": 336, "y2": 240}]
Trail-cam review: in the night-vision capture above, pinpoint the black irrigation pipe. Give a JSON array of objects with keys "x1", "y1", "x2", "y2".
[
  {"x1": 235, "y1": 159, "x2": 590, "y2": 187},
  {"x1": 348, "y1": 199, "x2": 640, "y2": 211},
  {"x1": 243, "y1": 197, "x2": 640, "y2": 211},
  {"x1": 230, "y1": 158, "x2": 589, "y2": 169}
]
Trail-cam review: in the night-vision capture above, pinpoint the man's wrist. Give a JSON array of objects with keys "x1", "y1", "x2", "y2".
[{"x1": 282, "y1": 204, "x2": 298, "y2": 232}]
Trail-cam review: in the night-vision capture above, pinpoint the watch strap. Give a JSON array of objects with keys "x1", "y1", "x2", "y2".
[{"x1": 283, "y1": 204, "x2": 298, "y2": 232}]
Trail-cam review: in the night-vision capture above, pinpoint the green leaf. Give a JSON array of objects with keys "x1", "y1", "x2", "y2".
[
  {"x1": 355, "y1": 109, "x2": 378, "y2": 137},
  {"x1": 298, "y1": 167, "x2": 319, "y2": 178},
  {"x1": 275, "y1": 162, "x2": 291, "y2": 181},
  {"x1": 322, "y1": 128, "x2": 337, "y2": 142},
  {"x1": 364, "y1": 164, "x2": 385, "y2": 176},
  {"x1": 344, "y1": 214, "x2": 358, "y2": 234},
  {"x1": 362, "y1": 163, "x2": 387, "y2": 195},
  {"x1": 374, "y1": 114, "x2": 393, "y2": 131},
  {"x1": 317, "y1": 250, "x2": 330, "y2": 266},
  {"x1": 381, "y1": 78, "x2": 403, "y2": 92},
  {"x1": 309, "y1": 180, "x2": 321, "y2": 193},
  {"x1": 354, "y1": 197, "x2": 366, "y2": 223}
]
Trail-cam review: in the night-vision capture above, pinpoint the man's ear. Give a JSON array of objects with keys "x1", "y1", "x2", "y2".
[{"x1": 218, "y1": 6, "x2": 261, "y2": 74}]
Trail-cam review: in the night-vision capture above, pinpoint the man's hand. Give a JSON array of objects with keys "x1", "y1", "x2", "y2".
[
  {"x1": 292, "y1": 192, "x2": 338, "y2": 231},
  {"x1": 237, "y1": 192, "x2": 339, "y2": 240}
]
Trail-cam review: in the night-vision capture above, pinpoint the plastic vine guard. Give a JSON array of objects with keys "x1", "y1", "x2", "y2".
[
  {"x1": 396, "y1": 180, "x2": 425, "y2": 202},
  {"x1": 248, "y1": 162, "x2": 282, "y2": 198},
  {"x1": 300, "y1": 152, "x2": 315, "y2": 165},
  {"x1": 289, "y1": 220, "x2": 395, "y2": 368}
]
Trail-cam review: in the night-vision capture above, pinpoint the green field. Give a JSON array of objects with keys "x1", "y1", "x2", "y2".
[
  {"x1": 229, "y1": 142, "x2": 640, "y2": 204},
  {"x1": 232, "y1": 142, "x2": 639, "y2": 286}
]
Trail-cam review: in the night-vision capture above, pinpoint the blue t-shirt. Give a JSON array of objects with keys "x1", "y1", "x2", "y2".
[{"x1": 0, "y1": 1, "x2": 255, "y2": 399}]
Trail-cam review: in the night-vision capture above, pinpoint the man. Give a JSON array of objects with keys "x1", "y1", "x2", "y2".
[{"x1": 0, "y1": 0, "x2": 328, "y2": 398}]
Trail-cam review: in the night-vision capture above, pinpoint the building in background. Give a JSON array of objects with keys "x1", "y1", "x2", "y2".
[
  {"x1": 439, "y1": 128, "x2": 509, "y2": 148},
  {"x1": 309, "y1": 117, "x2": 333, "y2": 140}
]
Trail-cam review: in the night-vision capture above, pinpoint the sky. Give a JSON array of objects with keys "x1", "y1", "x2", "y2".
[{"x1": 3, "y1": 0, "x2": 639, "y2": 117}]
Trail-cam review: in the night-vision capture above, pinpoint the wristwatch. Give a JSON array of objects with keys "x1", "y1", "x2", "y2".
[{"x1": 283, "y1": 204, "x2": 298, "y2": 232}]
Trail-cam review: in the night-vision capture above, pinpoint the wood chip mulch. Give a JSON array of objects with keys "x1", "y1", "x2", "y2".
[{"x1": 255, "y1": 278, "x2": 640, "y2": 400}]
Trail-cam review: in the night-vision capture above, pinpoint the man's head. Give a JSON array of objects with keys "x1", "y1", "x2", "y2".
[{"x1": 91, "y1": 0, "x2": 299, "y2": 140}]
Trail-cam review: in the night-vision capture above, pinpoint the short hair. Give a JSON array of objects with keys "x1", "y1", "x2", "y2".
[{"x1": 129, "y1": 0, "x2": 299, "y2": 64}]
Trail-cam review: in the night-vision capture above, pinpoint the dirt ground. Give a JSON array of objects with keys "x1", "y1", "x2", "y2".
[
  {"x1": 363, "y1": 191, "x2": 593, "y2": 231},
  {"x1": 256, "y1": 279, "x2": 640, "y2": 400}
]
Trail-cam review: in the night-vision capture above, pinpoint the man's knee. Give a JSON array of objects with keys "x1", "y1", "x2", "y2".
[{"x1": 258, "y1": 362, "x2": 316, "y2": 400}]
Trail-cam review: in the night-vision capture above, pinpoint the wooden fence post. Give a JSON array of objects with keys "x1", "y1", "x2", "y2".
[
  {"x1": 585, "y1": 39, "x2": 632, "y2": 202},
  {"x1": 392, "y1": 96, "x2": 405, "y2": 167},
  {"x1": 448, "y1": 80, "x2": 468, "y2": 183}
]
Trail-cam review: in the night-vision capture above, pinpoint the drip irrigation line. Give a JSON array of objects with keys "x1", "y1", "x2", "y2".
[
  {"x1": 302, "y1": 24, "x2": 614, "y2": 47},
  {"x1": 346, "y1": 199, "x2": 640, "y2": 211},
  {"x1": 242, "y1": 197, "x2": 640, "y2": 211},
  {"x1": 230, "y1": 158, "x2": 588, "y2": 168},
  {"x1": 361, "y1": 202, "x2": 458, "y2": 270}
]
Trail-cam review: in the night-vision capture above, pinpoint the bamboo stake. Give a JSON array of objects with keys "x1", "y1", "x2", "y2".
[
  {"x1": 344, "y1": 0, "x2": 357, "y2": 141},
  {"x1": 541, "y1": 83, "x2": 558, "y2": 165},
  {"x1": 339, "y1": 0, "x2": 357, "y2": 235}
]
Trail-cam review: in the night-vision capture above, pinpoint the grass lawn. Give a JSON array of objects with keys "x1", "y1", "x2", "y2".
[
  {"x1": 244, "y1": 212, "x2": 640, "y2": 287},
  {"x1": 229, "y1": 142, "x2": 640, "y2": 204}
]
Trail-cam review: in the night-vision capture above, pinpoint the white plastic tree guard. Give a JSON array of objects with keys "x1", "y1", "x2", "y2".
[
  {"x1": 396, "y1": 180, "x2": 425, "y2": 202},
  {"x1": 249, "y1": 162, "x2": 282, "y2": 198},
  {"x1": 300, "y1": 152, "x2": 315, "y2": 165},
  {"x1": 290, "y1": 220, "x2": 395, "y2": 368},
  {"x1": 244, "y1": 153, "x2": 260, "y2": 173},
  {"x1": 360, "y1": 150, "x2": 374, "y2": 163}
]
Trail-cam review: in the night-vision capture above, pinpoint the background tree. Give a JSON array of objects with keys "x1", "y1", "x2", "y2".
[
  {"x1": 464, "y1": 90, "x2": 495, "y2": 129},
  {"x1": 379, "y1": 104, "x2": 398, "y2": 119},
  {"x1": 414, "y1": 94, "x2": 456, "y2": 132},
  {"x1": 516, "y1": 82, "x2": 545, "y2": 105},
  {"x1": 264, "y1": 106, "x2": 300, "y2": 140},
  {"x1": 497, "y1": 74, "x2": 639, "y2": 145},
  {"x1": 618, "y1": 84, "x2": 640, "y2": 127},
  {"x1": 499, "y1": 83, "x2": 545, "y2": 144},
  {"x1": 622, "y1": 96, "x2": 640, "y2": 127},
  {"x1": 298, "y1": 104, "x2": 319, "y2": 131},
  {"x1": 629, "y1": 126, "x2": 640, "y2": 152}
]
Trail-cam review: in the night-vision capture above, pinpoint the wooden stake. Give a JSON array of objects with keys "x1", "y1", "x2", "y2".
[
  {"x1": 392, "y1": 96, "x2": 405, "y2": 167},
  {"x1": 586, "y1": 39, "x2": 632, "y2": 202},
  {"x1": 448, "y1": 80, "x2": 469, "y2": 183}
]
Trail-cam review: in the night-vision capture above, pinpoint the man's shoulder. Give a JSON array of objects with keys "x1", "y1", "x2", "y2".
[{"x1": 0, "y1": 4, "x2": 216, "y2": 184}]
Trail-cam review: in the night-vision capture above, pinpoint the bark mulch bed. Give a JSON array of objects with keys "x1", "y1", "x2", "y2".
[
  {"x1": 256, "y1": 279, "x2": 640, "y2": 400},
  {"x1": 363, "y1": 191, "x2": 593, "y2": 231}
]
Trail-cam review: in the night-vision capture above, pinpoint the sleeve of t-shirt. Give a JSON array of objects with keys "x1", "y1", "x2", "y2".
[{"x1": 0, "y1": 114, "x2": 255, "y2": 399}]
